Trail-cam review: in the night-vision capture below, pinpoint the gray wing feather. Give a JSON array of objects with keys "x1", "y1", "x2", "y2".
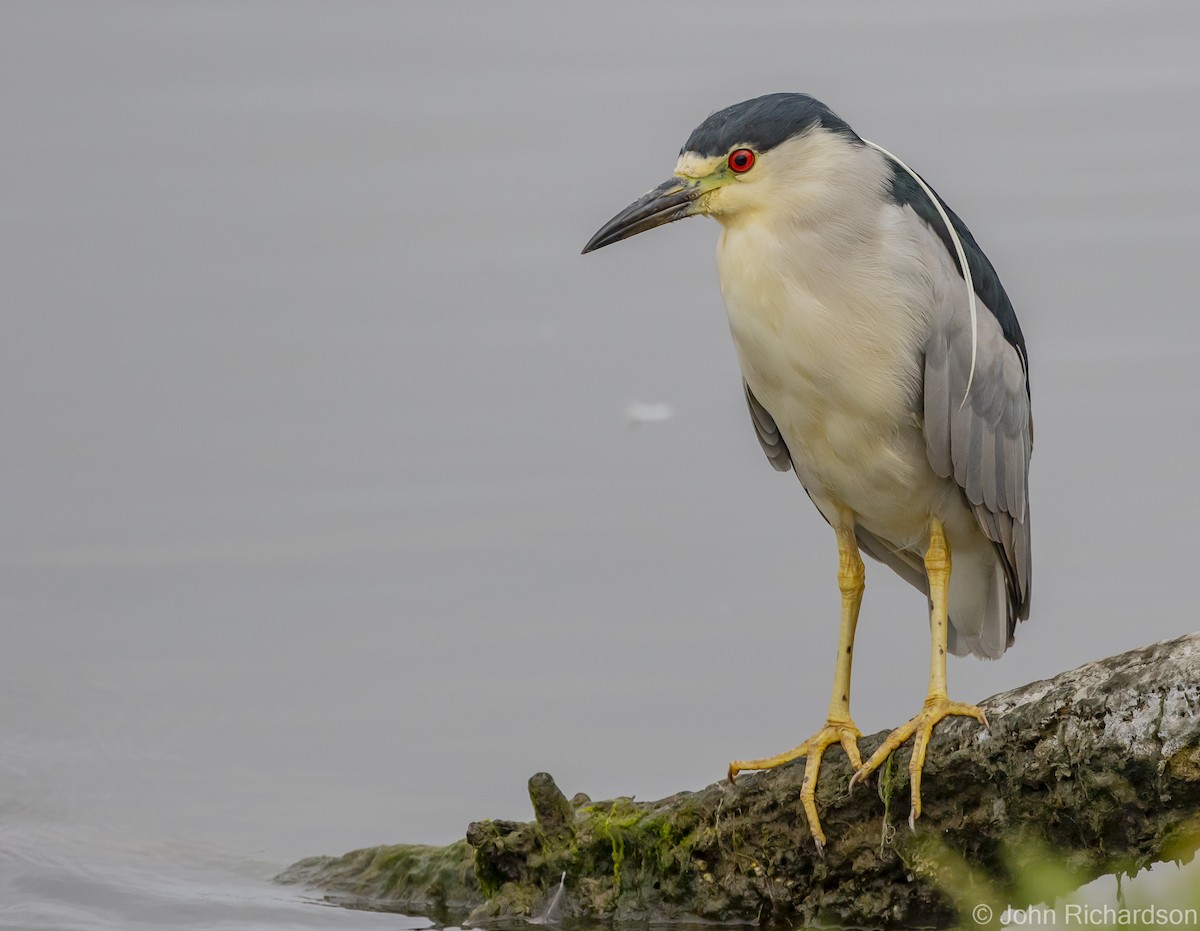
[
  {"x1": 745, "y1": 382, "x2": 793, "y2": 472},
  {"x1": 919, "y1": 215, "x2": 1033, "y2": 623}
]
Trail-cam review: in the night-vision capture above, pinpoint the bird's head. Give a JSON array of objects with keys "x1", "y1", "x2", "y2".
[{"x1": 582, "y1": 93, "x2": 864, "y2": 254}]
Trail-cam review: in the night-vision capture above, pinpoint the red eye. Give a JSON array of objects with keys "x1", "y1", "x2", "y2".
[{"x1": 728, "y1": 148, "x2": 755, "y2": 173}]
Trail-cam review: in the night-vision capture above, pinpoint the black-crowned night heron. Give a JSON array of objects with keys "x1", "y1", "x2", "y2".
[{"x1": 582, "y1": 93, "x2": 1032, "y2": 850}]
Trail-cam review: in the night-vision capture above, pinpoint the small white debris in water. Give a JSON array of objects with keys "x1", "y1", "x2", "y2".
[
  {"x1": 529, "y1": 871, "x2": 566, "y2": 925},
  {"x1": 625, "y1": 401, "x2": 674, "y2": 425}
]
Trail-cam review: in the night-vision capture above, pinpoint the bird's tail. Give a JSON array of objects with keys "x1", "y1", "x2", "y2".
[
  {"x1": 856, "y1": 524, "x2": 1016, "y2": 660},
  {"x1": 945, "y1": 543, "x2": 1013, "y2": 660}
]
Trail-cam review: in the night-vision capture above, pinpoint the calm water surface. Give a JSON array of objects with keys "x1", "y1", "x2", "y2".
[{"x1": 3, "y1": 2, "x2": 1200, "y2": 927}]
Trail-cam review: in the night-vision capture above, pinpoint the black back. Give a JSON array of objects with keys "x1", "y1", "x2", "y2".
[{"x1": 890, "y1": 168, "x2": 1029, "y2": 381}]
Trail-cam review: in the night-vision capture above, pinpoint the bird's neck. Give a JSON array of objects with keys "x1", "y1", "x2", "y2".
[
  {"x1": 712, "y1": 142, "x2": 926, "y2": 388},
  {"x1": 717, "y1": 139, "x2": 891, "y2": 262}
]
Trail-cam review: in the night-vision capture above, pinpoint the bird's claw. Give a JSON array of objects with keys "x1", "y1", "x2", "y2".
[
  {"x1": 853, "y1": 697, "x2": 987, "y2": 830},
  {"x1": 727, "y1": 720, "x2": 861, "y2": 851}
]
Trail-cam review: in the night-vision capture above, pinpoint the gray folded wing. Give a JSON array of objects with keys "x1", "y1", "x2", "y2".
[
  {"x1": 745, "y1": 381, "x2": 793, "y2": 473},
  {"x1": 920, "y1": 220, "x2": 1033, "y2": 623}
]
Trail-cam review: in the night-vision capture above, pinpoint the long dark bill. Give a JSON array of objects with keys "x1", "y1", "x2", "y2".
[{"x1": 581, "y1": 178, "x2": 702, "y2": 254}]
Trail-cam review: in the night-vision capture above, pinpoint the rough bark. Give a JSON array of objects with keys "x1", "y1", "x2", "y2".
[{"x1": 277, "y1": 635, "x2": 1200, "y2": 927}]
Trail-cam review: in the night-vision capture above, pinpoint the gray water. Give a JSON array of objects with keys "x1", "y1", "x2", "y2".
[{"x1": 4, "y1": 2, "x2": 1200, "y2": 928}]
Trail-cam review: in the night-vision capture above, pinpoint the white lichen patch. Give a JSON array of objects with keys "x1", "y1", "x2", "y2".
[{"x1": 1159, "y1": 683, "x2": 1200, "y2": 758}]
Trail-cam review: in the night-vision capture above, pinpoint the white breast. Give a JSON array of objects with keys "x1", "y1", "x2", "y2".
[{"x1": 715, "y1": 202, "x2": 948, "y2": 547}]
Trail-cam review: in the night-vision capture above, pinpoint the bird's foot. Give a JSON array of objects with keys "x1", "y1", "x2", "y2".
[
  {"x1": 728, "y1": 719, "x2": 862, "y2": 849},
  {"x1": 849, "y1": 695, "x2": 987, "y2": 827}
]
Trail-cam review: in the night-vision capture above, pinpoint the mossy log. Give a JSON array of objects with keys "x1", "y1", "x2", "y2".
[{"x1": 277, "y1": 634, "x2": 1200, "y2": 927}]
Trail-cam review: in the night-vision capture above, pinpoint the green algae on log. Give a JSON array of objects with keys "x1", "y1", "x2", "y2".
[
  {"x1": 275, "y1": 840, "x2": 479, "y2": 920},
  {"x1": 277, "y1": 634, "x2": 1200, "y2": 927}
]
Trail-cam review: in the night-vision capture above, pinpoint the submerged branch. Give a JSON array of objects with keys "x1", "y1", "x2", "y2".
[{"x1": 277, "y1": 634, "x2": 1200, "y2": 927}]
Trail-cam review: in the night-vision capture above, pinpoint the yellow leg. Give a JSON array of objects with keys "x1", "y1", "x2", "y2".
[
  {"x1": 728, "y1": 522, "x2": 864, "y2": 851},
  {"x1": 850, "y1": 516, "x2": 987, "y2": 826}
]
